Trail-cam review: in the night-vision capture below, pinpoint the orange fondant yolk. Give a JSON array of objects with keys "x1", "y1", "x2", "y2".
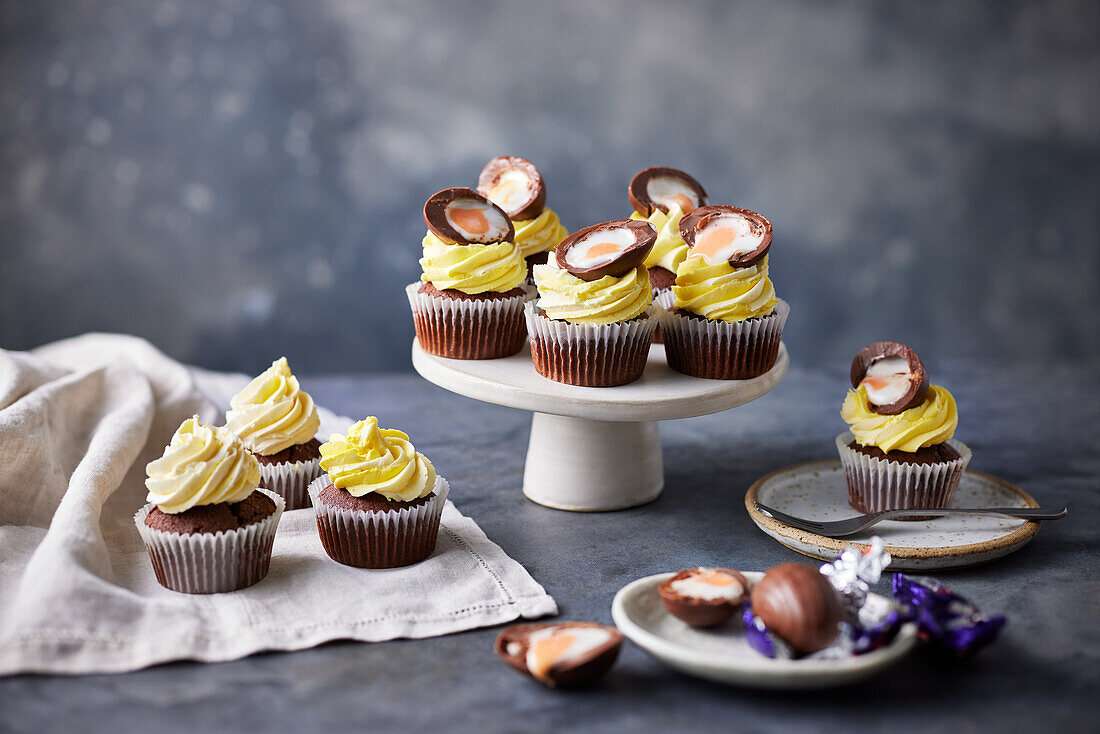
[
  {"x1": 696, "y1": 570, "x2": 738, "y2": 586},
  {"x1": 586, "y1": 241, "x2": 626, "y2": 260},
  {"x1": 693, "y1": 226, "x2": 737, "y2": 261},
  {"x1": 860, "y1": 374, "x2": 907, "y2": 391},
  {"x1": 450, "y1": 207, "x2": 490, "y2": 235},
  {"x1": 528, "y1": 633, "x2": 575, "y2": 682},
  {"x1": 669, "y1": 194, "x2": 695, "y2": 213},
  {"x1": 491, "y1": 179, "x2": 522, "y2": 205}
]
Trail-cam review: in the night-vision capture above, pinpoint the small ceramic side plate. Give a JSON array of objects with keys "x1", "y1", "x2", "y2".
[
  {"x1": 612, "y1": 572, "x2": 916, "y2": 690},
  {"x1": 744, "y1": 461, "x2": 1042, "y2": 570}
]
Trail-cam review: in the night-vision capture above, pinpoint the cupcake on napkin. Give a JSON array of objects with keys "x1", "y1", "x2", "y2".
[
  {"x1": 477, "y1": 156, "x2": 568, "y2": 276},
  {"x1": 627, "y1": 166, "x2": 709, "y2": 295},
  {"x1": 309, "y1": 417, "x2": 448, "y2": 568},
  {"x1": 135, "y1": 416, "x2": 284, "y2": 594},
  {"x1": 526, "y1": 219, "x2": 658, "y2": 387},
  {"x1": 659, "y1": 205, "x2": 789, "y2": 379},
  {"x1": 226, "y1": 356, "x2": 322, "y2": 510},
  {"x1": 838, "y1": 341, "x2": 971, "y2": 514},
  {"x1": 408, "y1": 187, "x2": 531, "y2": 359}
]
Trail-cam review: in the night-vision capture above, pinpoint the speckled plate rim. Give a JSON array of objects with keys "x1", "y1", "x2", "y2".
[
  {"x1": 744, "y1": 460, "x2": 1041, "y2": 567},
  {"x1": 611, "y1": 572, "x2": 917, "y2": 689}
]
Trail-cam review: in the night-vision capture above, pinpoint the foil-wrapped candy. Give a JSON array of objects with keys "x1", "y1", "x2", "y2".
[{"x1": 892, "y1": 574, "x2": 1005, "y2": 658}]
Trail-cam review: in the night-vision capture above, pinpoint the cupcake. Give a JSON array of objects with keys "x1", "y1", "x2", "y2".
[
  {"x1": 408, "y1": 187, "x2": 531, "y2": 359},
  {"x1": 135, "y1": 416, "x2": 284, "y2": 594},
  {"x1": 526, "y1": 219, "x2": 658, "y2": 387},
  {"x1": 225, "y1": 357, "x2": 322, "y2": 510},
  {"x1": 838, "y1": 341, "x2": 971, "y2": 514},
  {"x1": 627, "y1": 166, "x2": 708, "y2": 296},
  {"x1": 309, "y1": 417, "x2": 448, "y2": 568},
  {"x1": 477, "y1": 156, "x2": 568, "y2": 276},
  {"x1": 659, "y1": 205, "x2": 789, "y2": 379}
]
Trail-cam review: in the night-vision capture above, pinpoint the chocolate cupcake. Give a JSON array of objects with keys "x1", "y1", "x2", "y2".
[
  {"x1": 526, "y1": 220, "x2": 658, "y2": 386},
  {"x1": 838, "y1": 342, "x2": 971, "y2": 514},
  {"x1": 310, "y1": 417, "x2": 447, "y2": 568},
  {"x1": 658, "y1": 567, "x2": 750, "y2": 627},
  {"x1": 658, "y1": 206, "x2": 788, "y2": 379},
  {"x1": 478, "y1": 156, "x2": 568, "y2": 277},
  {"x1": 225, "y1": 357, "x2": 322, "y2": 510},
  {"x1": 135, "y1": 416, "x2": 284, "y2": 594}
]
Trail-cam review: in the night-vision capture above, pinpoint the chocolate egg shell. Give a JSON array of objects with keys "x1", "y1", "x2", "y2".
[
  {"x1": 750, "y1": 563, "x2": 844, "y2": 655},
  {"x1": 849, "y1": 341, "x2": 930, "y2": 415},
  {"x1": 423, "y1": 187, "x2": 515, "y2": 245},
  {"x1": 494, "y1": 622, "x2": 622, "y2": 688},
  {"x1": 555, "y1": 219, "x2": 656, "y2": 282},
  {"x1": 628, "y1": 166, "x2": 708, "y2": 217},
  {"x1": 658, "y1": 567, "x2": 751, "y2": 628},
  {"x1": 477, "y1": 156, "x2": 547, "y2": 221},
  {"x1": 679, "y1": 205, "x2": 773, "y2": 267}
]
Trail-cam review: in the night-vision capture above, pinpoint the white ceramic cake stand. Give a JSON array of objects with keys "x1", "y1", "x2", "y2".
[{"x1": 411, "y1": 340, "x2": 789, "y2": 512}]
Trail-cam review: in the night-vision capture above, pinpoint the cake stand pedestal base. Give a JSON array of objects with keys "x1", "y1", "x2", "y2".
[{"x1": 523, "y1": 414, "x2": 663, "y2": 511}]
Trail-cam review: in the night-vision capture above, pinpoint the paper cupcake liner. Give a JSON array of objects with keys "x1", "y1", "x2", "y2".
[
  {"x1": 258, "y1": 456, "x2": 322, "y2": 510},
  {"x1": 524, "y1": 301, "x2": 658, "y2": 387},
  {"x1": 133, "y1": 488, "x2": 285, "y2": 594},
  {"x1": 835, "y1": 432, "x2": 972, "y2": 516},
  {"x1": 308, "y1": 474, "x2": 450, "y2": 569},
  {"x1": 406, "y1": 282, "x2": 533, "y2": 359},
  {"x1": 658, "y1": 299, "x2": 789, "y2": 379}
]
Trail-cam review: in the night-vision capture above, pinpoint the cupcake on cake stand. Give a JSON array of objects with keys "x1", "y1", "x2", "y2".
[{"x1": 411, "y1": 340, "x2": 788, "y2": 511}]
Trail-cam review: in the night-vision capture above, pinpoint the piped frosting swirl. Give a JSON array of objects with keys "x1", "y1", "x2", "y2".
[
  {"x1": 319, "y1": 418, "x2": 436, "y2": 502},
  {"x1": 226, "y1": 357, "x2": 320, "y2": 456}
]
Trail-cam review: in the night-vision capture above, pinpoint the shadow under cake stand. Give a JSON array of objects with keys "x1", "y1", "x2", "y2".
[{"x1": 411, "y1": 340, "x2": 789, "y2": 511}]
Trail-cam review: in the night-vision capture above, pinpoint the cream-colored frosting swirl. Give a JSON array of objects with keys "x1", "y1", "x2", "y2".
[
  {"x1": 630, "y1": 206, "x2": 688, "y2": 273},
  {"x1": 533, "y1": 257, "x2": 652, "y2": 325},
  {"x1": 420, "y1": 232, "x2": 527, "y2": 294},
  {"x1": 841, "y1": 385, "x2": 959, "y2": 452},
  {"x1": 672, "y1": 254, "x2": 778, "y2": 322},
  {"x1": 145, "y1": 416, "x2": 260, "y2": 514},
  {"x1": 319, "y1": 417, "x2": 436, "y2": 502},
  {"x1": 512, "y1": 208, "x2": 568, "y2": 259},
  {"x1": 226, "y1": 357, "x2": 320, "y2": 456}
]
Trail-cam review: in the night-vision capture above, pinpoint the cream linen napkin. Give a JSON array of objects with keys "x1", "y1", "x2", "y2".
[{"x1": 0, "y1": 334, "x2": 556, "y2": 675}]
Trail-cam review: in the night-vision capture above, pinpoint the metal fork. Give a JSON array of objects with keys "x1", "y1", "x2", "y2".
[{"x1": 754, "y1": 501, "x2": 1067, "y2": 537}]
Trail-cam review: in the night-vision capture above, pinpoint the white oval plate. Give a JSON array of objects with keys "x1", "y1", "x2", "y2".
[
  {"x1": 612, "y1": 572, "x2": 917, "y2": 689},
  {"x1": 744, "y1": 461, "x2": 1042, "y2": 570}
]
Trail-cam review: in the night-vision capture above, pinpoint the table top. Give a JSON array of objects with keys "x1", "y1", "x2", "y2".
[{"x1": 2, "y1": 360, "x2": 1098, "y2": 734}]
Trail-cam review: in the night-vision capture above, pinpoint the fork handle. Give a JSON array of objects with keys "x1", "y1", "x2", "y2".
[{"x1": 879, "y1": 507, "x2": 1067, "y2": 521}]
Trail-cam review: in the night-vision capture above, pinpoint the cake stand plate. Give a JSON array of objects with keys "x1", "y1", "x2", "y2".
[
  {"x1": 744, "y1": 461, "x2": 1043, "y2": 570},
  {"x1": 412, "y1": 340, "x2": 788, "y2": 511}
]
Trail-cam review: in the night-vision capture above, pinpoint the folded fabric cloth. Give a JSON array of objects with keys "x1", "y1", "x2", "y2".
[{"x1": 0, "y1": 334, "x2": 556, "y2": 675}]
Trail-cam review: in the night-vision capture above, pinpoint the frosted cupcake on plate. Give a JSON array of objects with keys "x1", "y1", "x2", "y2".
[
  {"x1": 659, "y1": 205, "x2": 789, "y2": 379},
  {"x1": 309, "y1": 417, "x2": 448, "y2": 568},
  {"x1": 226, "y1": 357, "x2": 322, "y2": 510},
  {"x1": 838, "y1": 341, "x2": 971, "y2": 514},
  {"x1": 408, "y1": 187, "x2": 531, "y2": 359},
  {"x1": 627, "y1": 166, "x2": 708, "y2": 295},
  {"x1": 477, "y1": 156, "x2": 568, "y2": 276},
  {"x1": 526, "y1": 219, "x2": 657, "y2": 387},
  {"x1": 135, "y1": 416, "x2": 284, "y2": 593}
]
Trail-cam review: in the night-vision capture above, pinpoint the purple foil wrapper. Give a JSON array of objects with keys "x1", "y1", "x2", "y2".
[
  {"x1": 742, "y1": 603, "x2": 792, "y2": 660},
  {"x1": 892, "y1": 573, "x2": 1005, "y2": 658}
]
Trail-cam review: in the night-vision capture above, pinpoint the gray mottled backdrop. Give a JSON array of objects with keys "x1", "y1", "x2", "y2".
[{"x1": 2, "y1": 0, "x2": 1098, "y2": 373}]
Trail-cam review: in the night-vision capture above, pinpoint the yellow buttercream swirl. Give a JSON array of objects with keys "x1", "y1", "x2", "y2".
[
  {"x1": 512, "y1": 208, "x2": 568, "y2": 259},
  {"x1": 319, "y1": 417, "x2": 436, "y2": 502},
  {"x1": 420, "y1": 232, "x2": 526, "y2": 294},
  {"x1": 145, "y1": 416, "x2": 260, "y2": 514},
  {"x1": 630, "y1": 206, "x2": 689, "y2": 273},
  {"x1": 226, "y1": 357, "x2": 320, "y2": 456},
  {"x1": 841, "y1": 385, "x2": 958, "y2": 452},
  {"x1": 533, "y1": 257, "x2": 652, "y2": 325},
  {"x1": 672, "y1": 254, "x2": 778, "y2": 322}
]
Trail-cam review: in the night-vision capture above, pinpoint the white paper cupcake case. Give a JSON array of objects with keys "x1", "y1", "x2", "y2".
[
  {"x1": 406, "y1": 281, "x2": 534, "y2": 360},
  {"x1": 308, "y1": 474, "x2": 450, "y2": 568},
  {"x1": 524, "y1": 301, "x2": 658, "y2": 386},
  {"x1": 657, "y1": 298, "x2": 789, "y2": 379},
  {"x1": 835, "y1": 431, "x2": 972, "y2": 515},
  {"x1": 258, "y1": 456, "x2": 322, "y2": 510},
  {"x1": 133, "y1": 487, "x2": 285, "y2": 594}
]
